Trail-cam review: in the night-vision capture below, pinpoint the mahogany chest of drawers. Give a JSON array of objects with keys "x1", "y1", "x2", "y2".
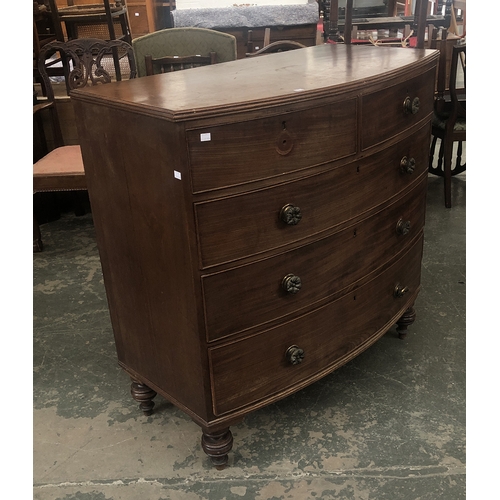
[{"x1": 72, "y1": 44, "x2": 439, "y2": 468}]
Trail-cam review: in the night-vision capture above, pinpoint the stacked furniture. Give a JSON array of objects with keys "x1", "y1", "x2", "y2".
[
  {"x1": 53, "y1": 0, "x2": 131, "y2": 43},
  {"x1": 71, "y1": 44, "x2": 439, "y2": 468},
  {"x1": 126, "y1": 0, "x2": 175, "y2": 37},
  {"x1": 170, "y1": 4, "x2": 319, "y2": 58}
]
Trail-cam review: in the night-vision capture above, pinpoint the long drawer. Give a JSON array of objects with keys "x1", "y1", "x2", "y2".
[
  {"x1": 186, "y1": 98, "x2": 357, "y2": 193},
  {"x1": 209, "y1": 235, "x2": 424, "y2": 415},
  {"x1": 195, "y1": 123, "x2": 430, "y2": 268},
  {"x1": 202, "y1": 176, "x2": 427, "y2": 342},
  {"x1": 360, "y1": 68, "x2": 436, "y2": 150}
]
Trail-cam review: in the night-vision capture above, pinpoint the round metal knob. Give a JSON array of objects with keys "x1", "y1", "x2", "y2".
[
  {"x1": 280, "y1": 204, "x2": 302, "y2": 225},
  {"x1": 286, "y1": 345, "x2": 305, "y2": 365},
  {"x1": 400, "y1": 156, "x2": 416, "y2": 174},
  {"x1": 403, "y1": 96, "x2": 420, "y2": 115},
  {"x1": 282, "y1": 274, "x2": 302, "y2": 294},
  {"x1": 396, "y1": 219, "x2": 411, "y2": 236},
  {"x1": 394, "y1": 284, "x2": 409, "y2": 298}
]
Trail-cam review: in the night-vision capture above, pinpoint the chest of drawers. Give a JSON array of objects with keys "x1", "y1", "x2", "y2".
[{"x1": 72, "y1": 44, "x2": 438, "y2": 468}]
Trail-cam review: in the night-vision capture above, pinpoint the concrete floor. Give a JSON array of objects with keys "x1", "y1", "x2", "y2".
[{"x1": 33, "y1": 171, "x2": 466, "y2": 500}]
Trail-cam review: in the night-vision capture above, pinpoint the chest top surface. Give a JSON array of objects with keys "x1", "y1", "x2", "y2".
[{"x1": 71, "y1": 44, "x2": 438, "y2": 121}]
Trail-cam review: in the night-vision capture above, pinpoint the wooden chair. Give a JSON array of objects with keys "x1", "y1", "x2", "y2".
[
  {"x1": 33, "y1": 37, "x2": 137, "y2": 252},
  {"x1": 33, "y1": 1, "x2": 66, "y2": 90},
  {"x1": 48, "y1": 0, "x2": 132, "y2": 79},
  {"x1": 145, "y1": 52, "x2": 216, "y2": 75},
  {"x1": 132, "y1": 28, "x2": 237, "y2": 77},
  {"x1": 50, "y1": 0, "x2": 131, "y2": 42},
  {"x1": 428, "y1": 42, "x2": 465, "y2": 208},
  {"x1": 245, "y1": 40, "x2": 306, "y2": 57}
]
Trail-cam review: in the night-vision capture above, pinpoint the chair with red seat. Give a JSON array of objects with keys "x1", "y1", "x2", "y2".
[
  {"x1": 428, "y1": 41, "x2": 465, "y2": 207},
  {"x1": 33, "y1": 37, "x2": 137, "y2": 251}
]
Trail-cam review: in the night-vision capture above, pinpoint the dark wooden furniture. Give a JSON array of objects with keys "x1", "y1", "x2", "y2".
[
  {"x1": 170, "y1": 4, "x2": 318, "y2": 59},
  {"x1": 429, "y1": 42, "x2": 465, "y2": 207},
  {"x1": 33, "y1": 37, "x2": 137, "y2": 252},
  {"x1": 324, "y1": 0, "x2": 452, "y2": 47},
  {"x1": 127, "y1": 0, "x2": 175, "y2": 37},
  {"x1": 71, "y1": 44, "x2": 439, "y2": 467},
  {"x1": 145, "y1": 52, "x2": 216, "y2": 75},
  {"x1": 53, "y1": 0, "x2": 131, "y2": 43},
  {"x1": 51, "y1": 0, "x2": 132, "y2": 79},
  {"x1": 34, "y1": 1, "x2": 66, "y2": 87}
]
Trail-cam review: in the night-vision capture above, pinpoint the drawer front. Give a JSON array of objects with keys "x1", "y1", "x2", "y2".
[
  {"x1": 202, "y1": 176, "x2": 427, "y2": 341},
  {"x1": 187, "y1": 99, "x2": 357, "y2": 193},
  {"x1": 195, "y1": 123, "x2": 429, "y2": 268},
  {"x1": 360, "y1": 68, "x2": 435, "y2": 150},
  {"x1": 209, "y1": 236, "x2": 424, "y2": 415}
]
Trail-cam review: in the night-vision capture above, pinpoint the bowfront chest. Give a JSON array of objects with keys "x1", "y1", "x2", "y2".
[{"x1": 72, "y1": 44, "x2": 438, "y2": 468}]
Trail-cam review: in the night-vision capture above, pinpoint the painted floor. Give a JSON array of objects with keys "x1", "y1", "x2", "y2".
[{"x1": 33, "y1": 172, "x2": 465, "y2": 500}]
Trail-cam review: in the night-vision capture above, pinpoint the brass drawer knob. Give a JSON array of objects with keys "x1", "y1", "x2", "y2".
[
  {"x1": 286, "y1": 345, "x2": 305, "y2": 365},
  {"x1": 400, "y1": 156, "x2": 416, "y2": 174},
  {"x1": 280, "y1": 204, "x2": 302, "y2": 225},
  {"x1": 403, "y1": 96, "x2": 420, "y2": 115},
  {"x1": 396, "y1": 219, "x2": 411, "y2": 235},
  {"x1": 282, "y1": 274, "x2": 302, "y2": 294},
  {"x1": 394, "y1": 284, "x2": 409, "y2": 298}
]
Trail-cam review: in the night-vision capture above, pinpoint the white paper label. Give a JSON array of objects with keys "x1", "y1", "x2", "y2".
[
  {"x1": 200, "y1": 133, "x2": 211, "y2": 142},
  {"x1": 174, "y1": 170, "x2": 182, "y2": 180}
]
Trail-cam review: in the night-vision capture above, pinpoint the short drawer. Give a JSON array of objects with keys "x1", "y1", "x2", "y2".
[
  {"x1": 195, "y1": 122, "x2": 429, "y2": 268},
  {"x1": 360, "y1": 68, "x2": 435, "y2": 150},
  {"x1": 187, "y1": 99, "x2": 357, "y2": 193},
  {"x1": 209, "y1": 236, "x2": 424, "y2": 415},
  {"x1": 202, "y1": 176, "x2": 427, "y2": 341}
]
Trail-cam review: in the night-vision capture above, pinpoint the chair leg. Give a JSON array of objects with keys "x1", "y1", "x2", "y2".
[
  {"x1": 443, "y1": 136, "x2": 454, "y2": 208},
  {"x1": 428, "y1": 134, "x2": 441, "y2": 176},
  {"x1": 33, "y1": 216, "x2": 44, "y2": 253},
  {"x1": 437, "y1": 139, "x2": 444, "y2": 172},
  {"x1": 429, "y1": 135, "x2": 437, "y2": 169},
  {"x1": 455, "y1": 141, "x2": 462, "y2": 170},
  {"x1": 72, "y1": 191, "x2": 87, "y2": 217}
]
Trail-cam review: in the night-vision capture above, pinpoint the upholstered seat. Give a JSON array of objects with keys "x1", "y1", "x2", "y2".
[
  {"x1": 132, "y1": 28, "x2": 237, "y2": 77},
  {"x1": 431, "y1": 113, "x2": 466, "y2": 132},
  {"x1": 34, "y1": 146, "x2": 85, "y2": 190}
]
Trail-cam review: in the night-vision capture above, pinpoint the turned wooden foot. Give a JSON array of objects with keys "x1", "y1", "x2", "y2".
[
  {"x1": 396, "y1": 306, "x2": 416, "y2": 340},
  {"x1": 130, "y1": 379, "x2": 157, "y2": 416},
  {"x1": 201, "y1": 427, "x2": 233, "y2": 469}
]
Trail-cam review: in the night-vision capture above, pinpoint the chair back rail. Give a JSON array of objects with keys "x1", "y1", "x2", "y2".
[
  {"x1": 245, "y1": 40, "x2": 306, "y2": 57},
  {"x1": 145, "y1": 52, "x2": 216, "y2": 75}
]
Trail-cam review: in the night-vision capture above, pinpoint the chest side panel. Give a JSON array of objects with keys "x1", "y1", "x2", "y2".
[{"x1": 73, "y1": 101, "x2": 209, "y2": 418}]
